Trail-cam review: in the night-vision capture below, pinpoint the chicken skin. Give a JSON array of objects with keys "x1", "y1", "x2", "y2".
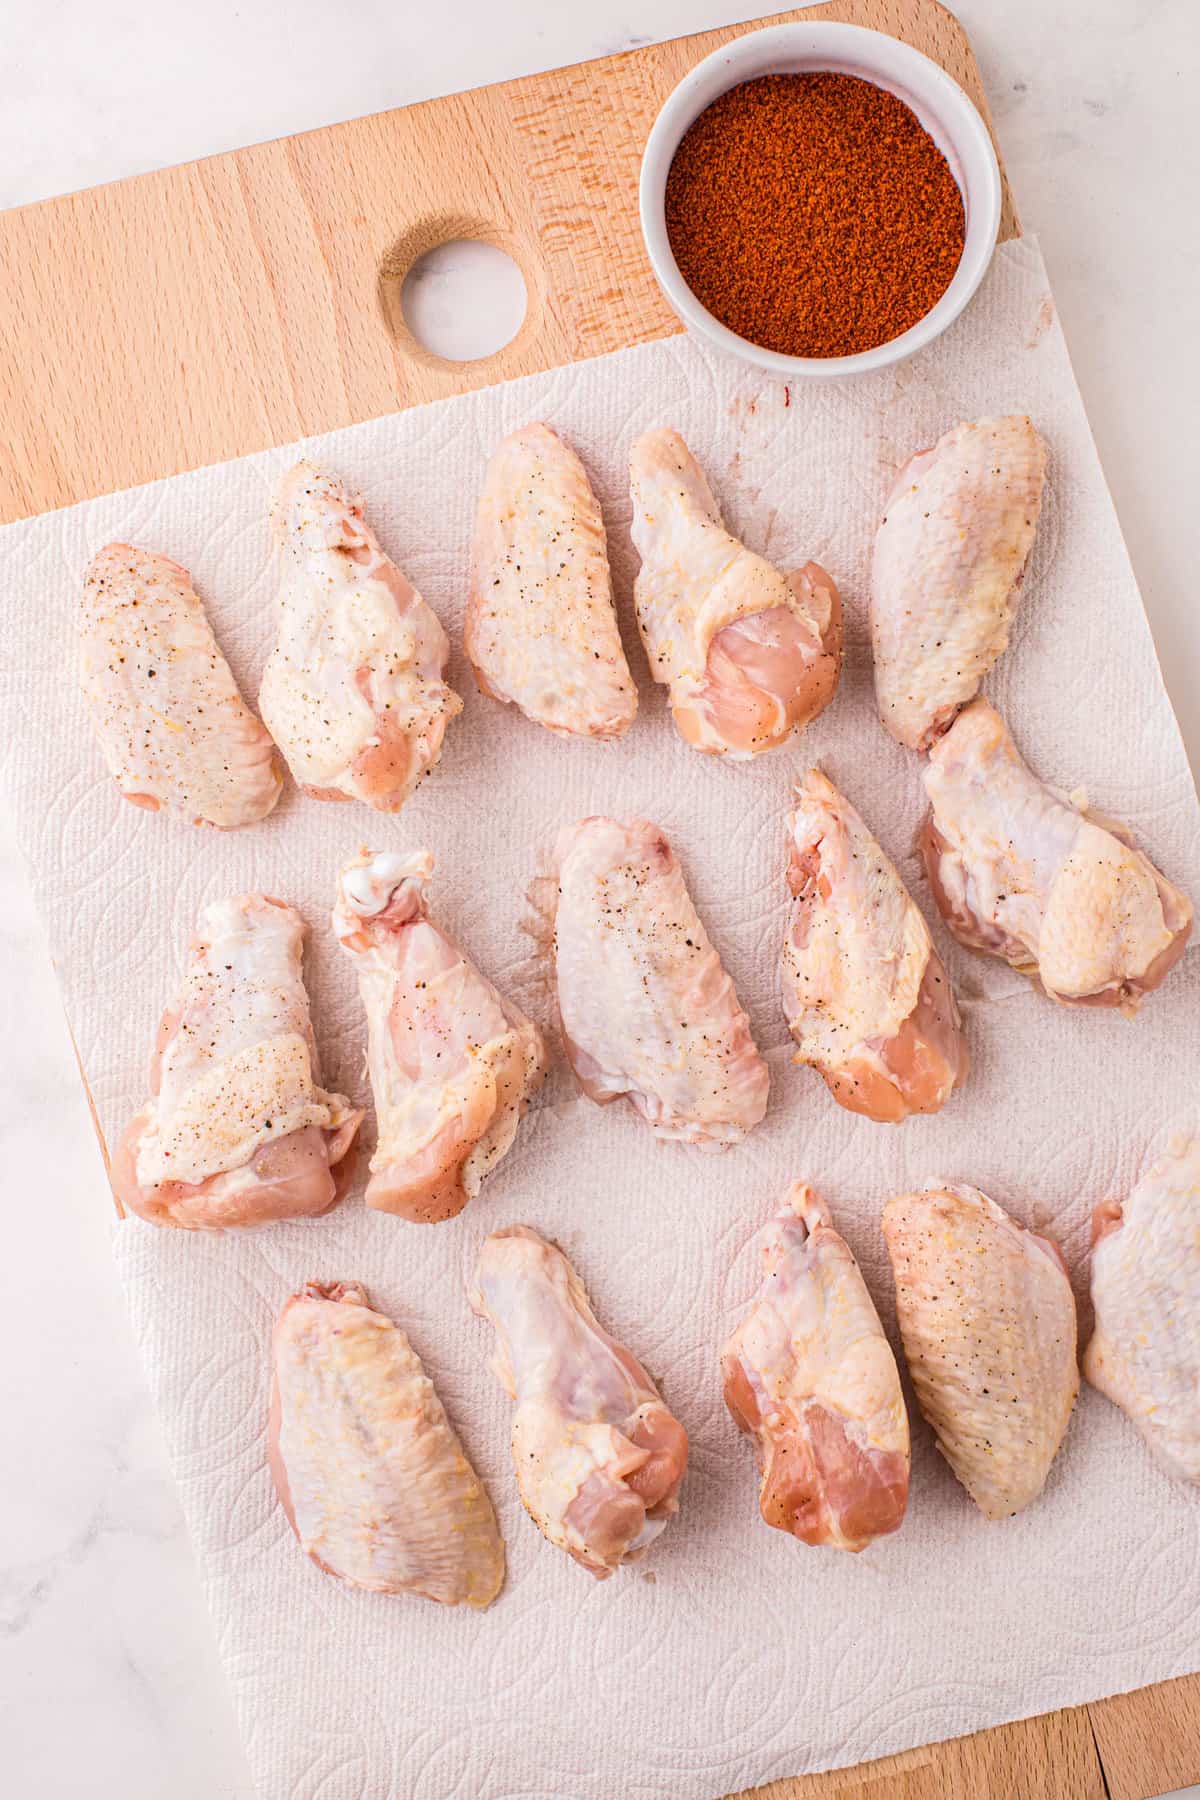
[
  {"x1": 80, "y1": 544, "x2": 282, "y2": 827},
  {"x1": 259, "y1": 461, "x2": 462, "y2": 811},
  {"x1": 1085, "y1": 1134, "x2": 1200, "y2": 1483},
  {"x1": 871, "y1": 415, "x2": 1047, "y2": 750},
  {"x1": 469, "y1": 1226, "x2": 687, "y2": 1577},
  {"x1": 114, "y1": 895, "x2": 361, "y2": 1229},
  {"x1": 552, "y1": 816, "x2": 769, "y2": 1147},
  {"x1": 333, "y1": 849, "x2": 545, "y2": 1223},
  {"x1": 882, "y1": 1183, "x2": 1078, "y2": 1519},
  {"x1": 922, "y1": 699, "x2": 1192, "y2": 1008},
  {"x1": 465, "y1": 422, "x2": 637, "y2": 739},
  {"x1": 782, "y1": 769, "x2": 967, "y2": 1122},
  {"x1": 270, "y1": 1281, "x2": 505, "y2": 1606},
  {"x1": 722, "y1": 1184, "x2": 909, "y2": 1551},
  {"x1": 629, "y1": 429, "x2": 841, "y2": 756}
]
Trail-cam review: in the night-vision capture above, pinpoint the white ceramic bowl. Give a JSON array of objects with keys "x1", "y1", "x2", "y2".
[{"x1": 639, "y1": 21, "x2": 1002, "y2": 379}]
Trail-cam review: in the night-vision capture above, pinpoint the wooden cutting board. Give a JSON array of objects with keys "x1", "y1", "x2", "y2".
[{"x1": 2, "y1": 3, "x2": 1196, "y2": 1795}]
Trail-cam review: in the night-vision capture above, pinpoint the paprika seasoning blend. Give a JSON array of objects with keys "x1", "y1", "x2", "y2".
[{"x1": 664, "y1": 72, "x2": 966, "y2": 359}]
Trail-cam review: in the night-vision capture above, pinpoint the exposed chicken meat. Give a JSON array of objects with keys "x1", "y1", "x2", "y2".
[
  {"x1": 629, "y1": 428, "x2": 841, "y2": 756},
  {"x1": 259, "y1": 461, "x2": 462, "y2": 810},
  {"x1": 1084, "y1": 1133, "x2": 1200, "y2": 1483},
  {"x1": 922, "y1": 699, "x2": 1192, "y2": 1008},
  {"x1": 113, "y1": 895, "x2": 360, "y2": 1228},
  {"x1": 270, "y1": 1280, "x2": 505, "y2": 1605},
  {"x1": 465, "y1": 422, "x2": 637, "y2": 738},
  {"x1": 333, "y1": 849, "x2": 545, "y2": 1223},
  {"x1": 80, "y1": 544, "x2": 282, "y2": 826},
  {"x1": 722, "y1": 1184, "x2": 909, "y2": 1550},
  {"x1": 871, "y1": 415, "x2": 1047, "y2": 749},
  {"x1": 882, "y1": 1182, "x2": 1078, "y2": 1518},
  {"x1": 552, "y1": 816, "x2": 769, "y2": 1147},
  {"x1": 782, "y1": 769, "x2": 967, "y2": 1121},
  {"x1": 469, "y1": 1226, "x2": 687, "y2": 1577}
]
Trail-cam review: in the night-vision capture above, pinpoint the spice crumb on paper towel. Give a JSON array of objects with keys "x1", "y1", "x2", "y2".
[{"x1": 2, "y1": 239, "x2": 1200, "y2": 1800}]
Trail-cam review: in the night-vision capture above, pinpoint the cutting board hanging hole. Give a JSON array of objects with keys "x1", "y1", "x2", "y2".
[{"x1": 378, "y1": 218, "x2": 535, "y2": 368}]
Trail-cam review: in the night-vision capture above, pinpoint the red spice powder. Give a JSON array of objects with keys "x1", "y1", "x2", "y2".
[{"x1": 664, "y1": 72, "x2": 967, "y2": 358}]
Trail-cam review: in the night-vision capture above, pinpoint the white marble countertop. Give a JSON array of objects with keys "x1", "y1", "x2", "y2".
[{"x1": 3, "y1": 3, "x2": 1198, "y2": 1795}]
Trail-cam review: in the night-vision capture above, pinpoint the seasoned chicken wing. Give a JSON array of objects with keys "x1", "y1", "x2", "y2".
[
  {"x1": 871, "y1": 415, "x2": 1047, "y2": 749},
  {"x1": 113, "y1": 895, "x2": 361, "y2": 1229},
  {"x1": 629, "y1": 428, "x2": 841, "y2": 756},
  {"x1": 270, "y1": 1280, "x2": 505, "y2": 1605},
  {"x1": 782, "y1": 769, "x2": 967, "y2": 1122},
  {"x1": 922, "y1": 699, "x2": 1192, "y2": 1008},
  {"x1": 552, "y1": 816, "x2": 769, "y2": 1147},
  {"x1": 722, "y1": 1184, "x2": 909, "y2": 1550},
  {"x1": 259, "y1": 461, "x2": 462, "y2": 810},
  {"x1": 465, "y1": 422, "x2": 637, "y2": 738},
  {"x1": 80, "y1": 544, "x2": 282, "y2": 826},
  {"x1": 469, "y1": 1226, "x2": 687, "y2": 1577},
  {"x1": 1085, "y1": 1133, "x2": 1200, "y2": 1483},
  {"x1": 883, "y1": 1183, "x2": 1078, "y2": 1518},
  {"x1": 334, "y1": 849, "x2": 545, "y2": 1223}
]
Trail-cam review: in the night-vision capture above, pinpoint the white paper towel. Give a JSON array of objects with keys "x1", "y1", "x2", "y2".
[{"x1": 3, "y1": 236, "x2": 1200, "y2": 1800}]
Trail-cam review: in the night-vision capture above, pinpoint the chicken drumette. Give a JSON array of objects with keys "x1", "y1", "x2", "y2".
[
  {"x1": 114, "y1": 894, "x2": 360, "y2": 1228},
  {"x1": 260, "y1": 461, "x2": 461, "y2": 811},
  {"x1": 782, "y1": 769, "x2": 967, "y2": 1122},
  {"x1": 922, "y1": 699, "x2": 1191, "y2": 1009},
  {"x1": 470, "y1": 1226, "x2": 687, "y2": 1577},
  {"x1": 722, "y1": 1184, "x2": 909, "y2": 1550},
  {"x1": 334, "y1": 849, "x2": 545, "y2": 1222},
  {"x1": 630, "y1": 428, "x2": 841, "y2": 756}
]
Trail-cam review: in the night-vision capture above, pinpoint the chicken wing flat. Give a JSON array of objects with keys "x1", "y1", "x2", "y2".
[
  {"x1": 883, "y1": 1182, "x2": 1078, "y2": 1519},
  {"x1": 80, "y1": 544, "x2": 282, "y2": 826},
  {"x1": 270, "y1": 1280, "x2": 505, "y2": 1605},
  {"x1": 466, "y1": 421, "x2": 636, "y2": 738},
  {"x1": 871, "y1": 415, "x2": 1046, "y2": 750},
  {"x1": 1085, "y1": 1133, "x2": 1200, "y2": 1483},
  {"x1": 553, "y1": 815, "x2": 769, "y2": 1147}
]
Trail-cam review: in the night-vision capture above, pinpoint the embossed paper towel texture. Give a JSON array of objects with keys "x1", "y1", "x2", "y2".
[{"x1": 3, "y1": 239, "x2": 1200, "y2": 1800}]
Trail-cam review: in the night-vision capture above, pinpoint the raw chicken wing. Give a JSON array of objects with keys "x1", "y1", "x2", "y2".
[
  {"x1": 553, "y1": 816, "x2": 769, "y2": 1146},
  {"x1": 334, "y1": 849, "x2": 545, "y2": 1222},
  {"x1": 80, "y1": 544, "x2": 282, "y2": 826},
  {"x1": 259, "y1": 462, "x2": 462, "y2": 810},
  {"x1": 871, "y1": 415, "x2": 1047, "y2": 749},
  {"x1": 882, "y1": 1182, "x2": 1078, "y2": 1518},
  {"x1": 782, "y1": 769, "x2": 967, "y2": 1121},
  {"x1": 629, "y1": 428, "x2": 841, "y2": 756},
  {"x1": 469, "y1": 1226, "x2": 687, "y2": 1577},
  {"x1": 465, "y1": 422, "x2": 637, "y2": 738},
  {"x1": 114, "y1": 895, "x2": 361, "y2": 1228},
  {"x1": 923, "y1": 698, "x2": 1192, "y2": 1008},
  {"x1": 270, "y1": 1280, "x2": 505, "y2": 1605},
  {"x1": 1085, "y1": 1133, "x2": 1200, "y2": 1482},
  {"x1": 722, "y1": 1184, "x2": 909, "y2": 1550}
]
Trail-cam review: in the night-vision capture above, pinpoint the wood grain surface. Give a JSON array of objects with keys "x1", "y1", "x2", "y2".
[
  {"x1": 0, "y1": 0, "x2": 1016, "y2": 525},
  {"x1": 3, "y1": 2, "x2": 1197, "y2": 1795}
]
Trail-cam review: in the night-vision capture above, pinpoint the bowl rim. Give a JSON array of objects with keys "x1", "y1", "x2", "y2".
[{"x1": 638, "y1": 19, "x2": 1003, "y2": 379}]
